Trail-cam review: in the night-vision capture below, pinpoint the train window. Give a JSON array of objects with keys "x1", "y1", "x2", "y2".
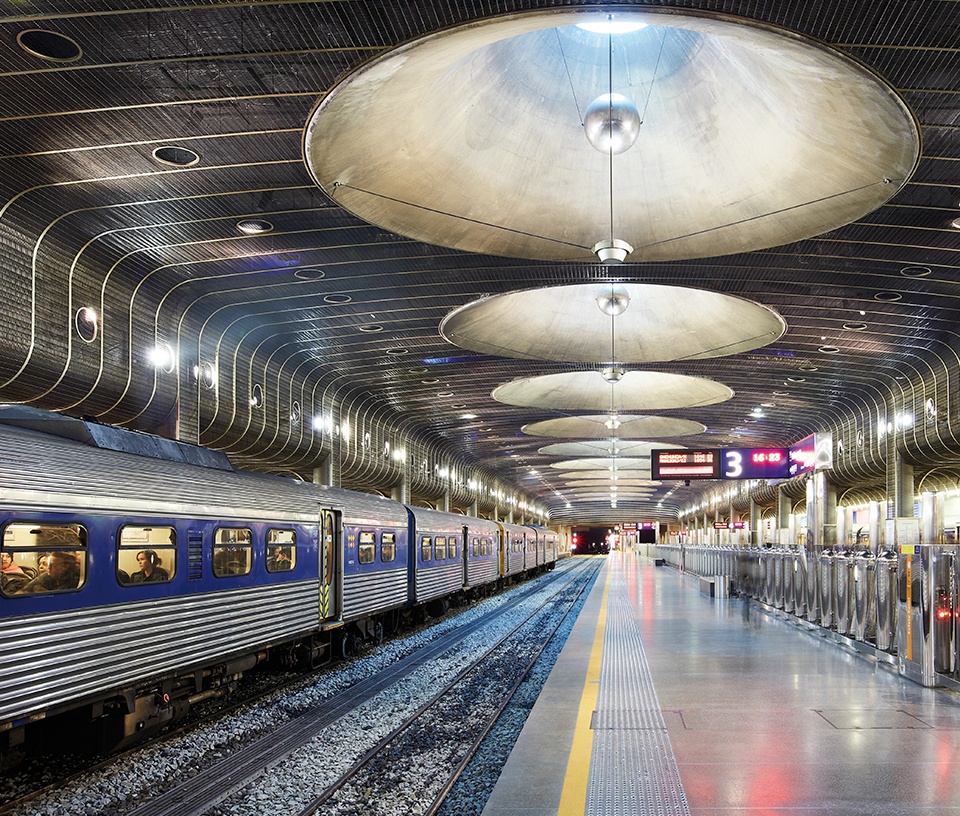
[
  {"x1": 470, "y1": 538, "x2": 478, "y2": 557},
  {"x1": 482, "y1": 537, "x2": 491, "y2": 555},
  {"x1": 266, "y1": 529, "x2": 296, "y2": 572},
  {"x1": 213, "y1": 527, "x2": 252, "y2": 577},
  {"x1": 381, "y1": 532, "x2": 396, "y2": 562},
  {"x1": 435, "y1": 536, "x2": 447, "y2": 560},
  {"x1": 117, "y1": 525, "x2": 176, "y2": 585},
  {"x1": 1, "y1": 522, "x2": 87, "y2": 596},
  {"x1": 449, "y1": 537, "x2": 458, "y2": 558},
  {"x1": 358, "y1": 531, "x2": 376, "y2": 564},
  {"x1": 421, "y1": 536, "x2": 433, "y2": 562}
]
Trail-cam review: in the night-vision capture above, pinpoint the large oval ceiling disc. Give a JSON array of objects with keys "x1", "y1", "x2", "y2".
[
  {"x1": 557, "y1": 470, "x2": 661, "y2": 481},
  {"x1": 549, "y1": 457, "x2": 649, "y2": 471},
  {"x1": 522, "y1": 414, "x2": 705, "y2": 438},
  {"x1": 538, "y1": 440, "x2": 682, "y2": 456},
  {"x1": 565, "y1": 479, "x2": 660, "y2": 488},
  {"x1": 441, "y1": 283, "x2": 784, "y2": 362},
  {"x1": 304, "y1": 7, "x2": 919, "y2": 263},
  {"x1": 494, "y1": 370, "x2": 733, "y2": 410}
]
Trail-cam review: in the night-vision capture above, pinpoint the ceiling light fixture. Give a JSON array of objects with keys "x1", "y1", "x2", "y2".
[{"x1": 590, "y1": 22, "x2": 636, "y2": 264}]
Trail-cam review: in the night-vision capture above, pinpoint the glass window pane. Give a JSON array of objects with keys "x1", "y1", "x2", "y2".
[
  {"x1": 435, "y1": 536, "x2": 447, "y2": 560},
  {"x1": 267, "y1": 528, "x2": 296, "y2": 572},
  {"x1": 358, "y1": 530, "x2": 376, "y2": 564},
  {"x1": 2, "y1": 523, "x2": 86, "y2": 595},
  {"x1": 214, "y1": 527, "x2": 252, "y2": 577},
  {"x1": 118, "y1": 525, "x2": 176, "y2": 584},
  {"x1": 421, "y1": 536, "x2": 432, "y2": 562},
  {"x1": 381, "y1": 532, "x2": 396, "y2": 562}
]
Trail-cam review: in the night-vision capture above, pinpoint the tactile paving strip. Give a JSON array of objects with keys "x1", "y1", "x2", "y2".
[{"x1": 587, "y1": 567, "x2": 690, "y2": 816}]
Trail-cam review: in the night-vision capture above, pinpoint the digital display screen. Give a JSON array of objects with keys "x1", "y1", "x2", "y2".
[
  {"x1": 788, "y1": 434, "x2": 817, "y2": 476},
  {"x1": 722, "y1": 448, "x2": 790, "y2": 479},
  {"x1": 651, "y1": 449, "x2": 721, "y2": 480},
  {"x1": 652, "y1": 448, "x2": 791, "y2": 480}
]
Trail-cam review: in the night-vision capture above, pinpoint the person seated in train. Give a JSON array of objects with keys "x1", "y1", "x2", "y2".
[
  {"x1": 37, "y1": 553, "x2": 49, "y2": 574},
  {"x1": 127, "y1": 550, "x2": 169, "y2": 583},
  {"x1": 20, "y1": 551, "x2": 81, "y2": 592},
  {"x1": 1, "y1": 551, "x2": 25, "y2": 575},
  {"x1": 267, "y1": 546, "x2": 293, "y2": 571}
]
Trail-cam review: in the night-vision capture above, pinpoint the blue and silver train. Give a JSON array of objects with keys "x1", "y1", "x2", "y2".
[{"x1": 0, "y1": 408, "x2": 559, "y2": 756}]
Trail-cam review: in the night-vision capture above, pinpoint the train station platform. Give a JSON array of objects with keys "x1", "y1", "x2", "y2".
[{"x1": 482, "y1": 551, "x2": 960, "y2": 816}]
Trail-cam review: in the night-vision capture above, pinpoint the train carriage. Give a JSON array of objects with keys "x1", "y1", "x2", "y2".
[
  {"x1": 527, "y1": 524, "x2": 559, "y2": 567},
  {"x1": 405, "y1": 505, "x2": 465, "y2": 616},
  {"x1": 463, "y1": 515, "x2": 501, "y2": 592},
  {"x1": 498, "y1": 522, "x2": 528, "y2": 579},
  {"x1": 0, "y1": 417, "x2": 332, "y2": 751},
  {"x1": 332, "y1": 492, "x2": 410, "y2": 651}
]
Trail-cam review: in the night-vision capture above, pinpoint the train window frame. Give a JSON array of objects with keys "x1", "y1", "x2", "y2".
[
  {"x1": 449, "y1": 537, "x2": 458, "y2": 559},
  {"x1": 421, "y1": 535, "x2": 433, "y2": 562},
  {"x1": 266, "y1": 528, "x2": 297, "y2": 572},
  {"x1": 435, "y1": 536, "x2": 447, "y2": 560},
  {"x1": 381, "y1": 531, "x2": 396, "y2": 562},
  {"x1": 358, "y1": 530, "x2": 376, "y2": 564},
  {"x1": 1, "y1": 522, "x2": 87, "y2": 596},
  {"x1": 213, "y1": 526, "x2": 253, "y2": 578},
  {"x1": 117, "y1": 524, "x2": 176, "y2": 586}
]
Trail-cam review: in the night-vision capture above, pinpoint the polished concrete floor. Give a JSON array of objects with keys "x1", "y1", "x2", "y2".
[{"x1": 482, "y1": 552, "x2": 960, "y2": 816}]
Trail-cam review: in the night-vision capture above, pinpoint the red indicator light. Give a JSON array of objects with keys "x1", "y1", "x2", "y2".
[{"x1": 937, "y1": 607, "x2": 952, "y2": 621}]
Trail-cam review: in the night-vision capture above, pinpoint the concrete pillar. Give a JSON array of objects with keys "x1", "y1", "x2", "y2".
[{"x1": 749, "y1": 498, "x2": 760, "y2": 548}]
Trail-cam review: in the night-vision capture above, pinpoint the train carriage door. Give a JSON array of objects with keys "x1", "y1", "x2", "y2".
[{"x1": 319, "y1": 508, "x2": 341, "y2": 622}]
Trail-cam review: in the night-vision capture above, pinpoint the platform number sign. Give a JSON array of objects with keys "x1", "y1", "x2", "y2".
[
  {"x1": 652, "y1": 448, "x2": 790, "y2": 480},
  {"x1": 722, "y1": 448, "x2": 790, "y2": 479}
]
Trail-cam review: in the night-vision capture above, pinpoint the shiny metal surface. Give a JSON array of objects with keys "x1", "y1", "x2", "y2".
[
  {"x1": 305, "y1": 8, "x2": 918, "y2": 263},
  {"x1": 441, "y1": 283, "x2": 786, "y2": 363},
  {"x1": 492, "y1": 370, "x2": 733, "y2": 411},
  {"x1": 0, "y1": 1, "x2": 955, "y2": 526}
]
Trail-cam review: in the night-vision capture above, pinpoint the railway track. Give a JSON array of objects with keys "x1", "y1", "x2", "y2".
[
  {"x1": 296, "y1": 559, "x2": 599, "y2": 816},
  {"x1": 3, "y1": 557, "x2": 598, "y2": 816}
]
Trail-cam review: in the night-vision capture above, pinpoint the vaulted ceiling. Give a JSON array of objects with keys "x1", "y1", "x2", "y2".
[{"x1": 0, "y1": 1, "x2": 958, "y2": 524}]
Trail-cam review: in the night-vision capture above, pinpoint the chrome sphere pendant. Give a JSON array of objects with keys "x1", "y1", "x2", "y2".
[{"x1": 584, "y1": 93, "x2": 641, "y2": 154}]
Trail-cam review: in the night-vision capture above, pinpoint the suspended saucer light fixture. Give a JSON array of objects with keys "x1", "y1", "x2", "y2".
[{"x1": 304, "y1": 7, "x2": 919, "y2": 263}]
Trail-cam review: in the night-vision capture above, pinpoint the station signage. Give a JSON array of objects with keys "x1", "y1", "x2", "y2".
[
  {"x1": 651, "y1": 448, "x2": 790, "y2": 480},
  {"x1": 713, "y1": 521, "x2": 746, "y2": 529},
  {"x1": 788, "y1": 433, "x2": 816, "y2": 476}
]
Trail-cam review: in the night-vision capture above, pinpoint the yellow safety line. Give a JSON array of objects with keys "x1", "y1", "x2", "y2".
[{"x1": 557, "y1": 562, "x2": 612, "y2": 816}]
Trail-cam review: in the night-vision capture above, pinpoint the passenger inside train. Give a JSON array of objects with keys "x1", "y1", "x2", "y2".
[{"x1": 127, "y1": 550, "x2": 170, "y2": 584}]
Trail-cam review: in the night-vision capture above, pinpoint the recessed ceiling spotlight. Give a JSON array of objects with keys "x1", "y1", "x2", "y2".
[
  {"x1": 873, "y1": 291, "x2": 902, "y2": 302},
  {"x1": 798, "y1": 364, "x2": 818, "y2": 372},
  {"x1": 385, "y1": 347, "x2": 408, "y2": 355},
  {"x1": 237, "y1": 218, "x2": 273, "y2": 235},
  {"x1": 818, "y1": 345, "x2": 840, "y2": 354},
  {"x1": 459, "y1": 413, "x2": 478, "y2": 420},
  {"x1": 323, "y1": 293, "x2": 351, "y2": 304},
  {"x1": 843, "y1": 322, "x2": 868, "y2": 331},
  {"x1": 17, "y1": 29, "x2": 82, "y2": 62},
  {"x1": 952, "y1": 217, "x2": 960, "y2": 230},
  {"x1": 75, "y1": 307, "x2": 98, "y2": 343},
  {"x1": 437, "y1": 391, "x2": 454, "y2": 398},
  {"x1": 421, "y1": 378, "x2": 440, "y2": 385},
  {"x1": 359, "y1": 324, "x2": 383, "y2": 333},
  {"x1": 294, "y1": 268, "x2": 325, "y2": 280},
  {"x1": 787, "y1": 376, "x2": 806, "y2": 383},
  {"x1": 152, "y1": 145, "x2": 200, "y2": 167},
  {"x1": 900, "y1": 265, "x2": 931, "y2": 277}
]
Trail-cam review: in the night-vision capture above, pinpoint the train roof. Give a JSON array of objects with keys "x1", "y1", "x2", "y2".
[{"x1": 0, "y1": 417, "x2": 407, "y2": 526}]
